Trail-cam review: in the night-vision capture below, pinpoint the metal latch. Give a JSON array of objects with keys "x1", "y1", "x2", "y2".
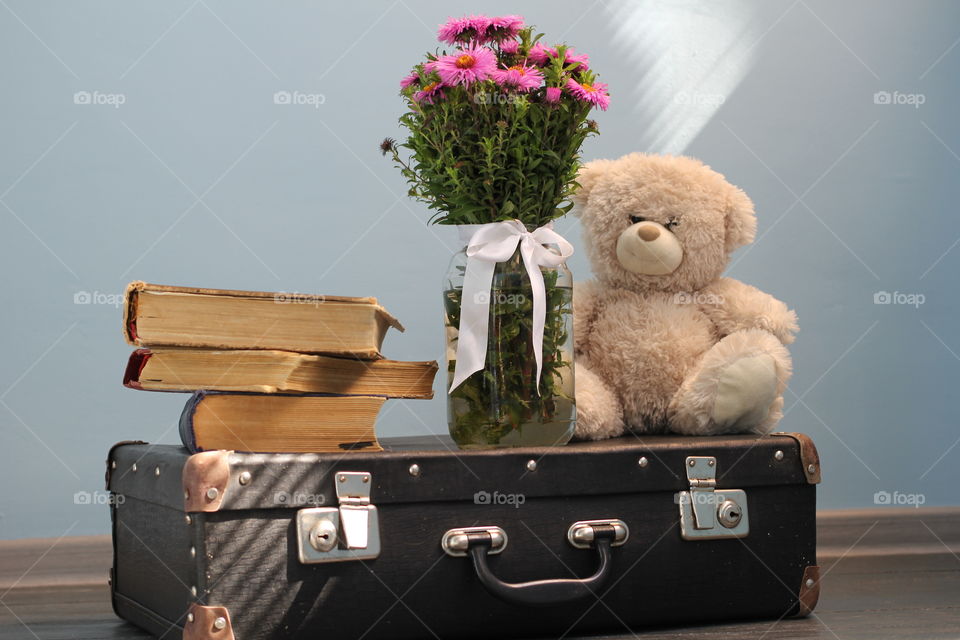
[
  {"x1": 295, "y1": 471, "x2": 381, "y2": 563},
  {"x1": 677, "y1": 456, "x2": 749, "y2": 540}
]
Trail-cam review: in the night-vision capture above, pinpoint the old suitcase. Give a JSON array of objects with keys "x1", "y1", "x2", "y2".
[{"x1": 107, "y1": 433, "x2": 820, "y2": 639}]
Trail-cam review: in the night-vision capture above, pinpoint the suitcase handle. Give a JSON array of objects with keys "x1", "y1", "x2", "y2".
[{"x1": 442, "y1": 521, "x2": 626, "y2": 606}]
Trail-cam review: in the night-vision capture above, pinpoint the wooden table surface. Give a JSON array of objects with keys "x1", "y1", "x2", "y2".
[{"x1": 1, "y1": 508, "x2": 958, "y2": 639}]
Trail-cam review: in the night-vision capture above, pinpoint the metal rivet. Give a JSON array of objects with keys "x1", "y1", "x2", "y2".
[
  {"x1": 362, "y1": 475, "x2": 370, "y2": 483},
  {"x1": 238, "y1": 471, "x2": 252, "y2": 486},
  {"x1": 185, "y1": 515, "x2": 192, "y2": 525},
  {"x1": 111, "y1": 460, "x2": 116, "y2": 469},
  {"x1": 191, "y1": 586, "x2": 197, "y2": 596},
  {"x1": 807, "y1": 464, "x2": 817, "y2": 474},
  {"x1": 205, "y1": 487, "x2": 219, "y2": 501},
  {"x1": 774, "y1": 450, "x2": 784, "y2": 461},
  {"x1": 688, "y1": 459, "x2": 696, "y2": 467},
  {"x1": 213, "y1": 616, "x2": 227, "y2": 630},
  {"x1": 708, "y1": 459, "x2": 715, "y2": 467},
  {"x1": 338, "y1": 474, "x2": 346, "y2": 483},
  {"x1": 131, "y1": 463, "x2": 138, "y2": 472},
  {"x1": 408, "y1": 464, "x2": 421, "y2": 477},
  {"x1": 187, "y1": 613, "x2": 194, "y2": 623},
  {"x1": 154, "y1": 466, "x2": 161, "y2": 477},
  {"x1": 805, "y1": 578, "x2": 815, "y2": 588},
  {"x1": 526, "y1": 460, "x2": 537, "y2": 472},
  {"x1": 190, "y1": 546, "x2": 196, "y2": 559},
  {"x1": 638, "y1": 456, "x2": 649, "y2": 467}
]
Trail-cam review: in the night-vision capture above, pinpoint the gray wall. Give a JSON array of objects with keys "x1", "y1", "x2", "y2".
[{"x1": 2, "y1": 0, "x2": 957, "y2": 539}]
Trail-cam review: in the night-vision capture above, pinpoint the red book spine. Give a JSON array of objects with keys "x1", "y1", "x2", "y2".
[{"x1": 122, "y1": 349, "x2": 152, "y2": 389}]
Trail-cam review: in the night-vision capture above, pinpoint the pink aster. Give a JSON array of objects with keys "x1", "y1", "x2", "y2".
[
  {"x1": 559, "y1": 47, "x2": 590, "y2": 71},
  {"x1": 499, "y1": 39, "x2": 519, "y2": 55},
  {"x1": 437, "y1": 16, "x2": 471, "y2": 45},
  {"x1": 414, "y1": 81, "x2": 444, "y2": 105},
  {"x1": 467, "y1": 14, "x2": 493, "y2": 36},
  {"x1": 544, "y1": 86, "x2": 562, "y2": 104},
  {"x1": 435, "y1": 47, "x2": 497, "y2": 86},
  {"x1": 488, "y1": 15, "x2": 524, "y2": 40},
  {"x1": 527, "y1": 42, "x2": 550, "y2": 66},
  {"x1": 493, "y1": 64, "x2": 544, "y2": 92},
  {"x1": 437, "y1": 14, "x2": 491, "y2": 45},
  {"x1": 565, "y1": 78, "x2": 610, "y2": 110},
  {"x1": 400, "y1": 72, "x2": 419, "y2": 89}
]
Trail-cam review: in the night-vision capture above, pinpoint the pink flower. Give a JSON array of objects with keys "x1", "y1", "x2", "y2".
[
  {"x1": 400, "y1": 72, "x2": 419, "y2": 89},
  {"x1": 493, "y1": 64, "x2": 544, "y2": 92},
  {"x1": 413, "y1": 81, "x2": 444, "y2": 104},
  {"x1": 527, "y1": 42, "x2": 550, "y2": 65},
  {"x1": 544, "y1": 86, "x2": 562, "y2": 103},
  {"x1": 499, "y1": 39, "x2": 519, "y2": 55},
  {"x1": 559, "y1": 47, "x2": 590, "y2": 71},
  {"x1": 438, "y1": 14, "x2": 492, "y2": 45},
  {"x1": 488, "y1": 15, "x2": 524, "y2": 40},
  {"x1": 435, "y1": 47, "x2": 497, "y2": 86},
  {"x1": 438, "y1": 16, "x2": 471, "y2": 44},
  {"x1": 467, "y1": 14, "x2": 493, "y2": 36},
  {"x1": 565, "y1": 78, "x2": 610, "y2": 110}
]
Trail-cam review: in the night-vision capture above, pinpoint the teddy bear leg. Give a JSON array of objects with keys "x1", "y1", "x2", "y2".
[
  {"x1": 573, "y1": 362, "x2": 625, "y2": 440},
  {"x1": 668, "y1": 329, "x2": 791, "y2": 435}
]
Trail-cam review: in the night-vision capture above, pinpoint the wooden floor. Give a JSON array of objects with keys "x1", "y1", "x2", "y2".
[{"x1": 1, "y1": 508, "x2": 958, "y2": 639}]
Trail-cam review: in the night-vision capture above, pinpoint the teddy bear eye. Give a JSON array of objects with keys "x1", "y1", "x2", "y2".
[
  {"x1": 665, "y1": 217, "x2": 680, "y2": 228},
  {"x1": 629, "y1": 215, "x2": 646, "y2": 224}
]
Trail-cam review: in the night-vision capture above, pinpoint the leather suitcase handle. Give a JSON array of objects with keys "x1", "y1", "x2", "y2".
[{"x1": 463, "y1": 526, "x2": 616, "y2": 606}]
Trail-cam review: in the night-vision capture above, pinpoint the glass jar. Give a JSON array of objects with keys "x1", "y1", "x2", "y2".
[{"x1": 443, "y1": 243, "x2": 576, "y2": 448}]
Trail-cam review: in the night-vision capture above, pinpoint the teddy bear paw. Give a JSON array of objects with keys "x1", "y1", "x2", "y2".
[
  {"x1": 573, "y1": 363, "x2": 625, "y2": 440},
  {"x1": 669, "y1": 329, "x2": 791, "y2": 435},
  {"x1": 711, "y1": 353, "x2": 779, "y2": 429}
]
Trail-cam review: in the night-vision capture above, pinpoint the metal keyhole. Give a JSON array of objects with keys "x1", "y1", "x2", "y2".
[
  {"x1": 309, "y1": 518, "x2": 338, "y2": 552},
  {"x1": 717, "y1": 500, "x2": 743, "y2": 528}
]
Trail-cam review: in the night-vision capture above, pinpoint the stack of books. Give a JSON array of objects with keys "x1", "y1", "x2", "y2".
[{"x1": 121, "y1": 282, "x2": 438, "y2": 453}]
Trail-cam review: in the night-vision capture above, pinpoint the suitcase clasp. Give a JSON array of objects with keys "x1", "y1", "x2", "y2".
[
  {"x1": 295, "y1": 471, "x2": 381, "y2": 564},
  {"x1": 335, "y1": 472, "x2": 374, "y2": 549},
  {"x1": 678, "y1": 456, "x2": 749, "y2": 540}
]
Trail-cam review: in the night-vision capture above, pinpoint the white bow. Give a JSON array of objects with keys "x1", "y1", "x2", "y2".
[{"x1": 449, "y1": 220, "x2": 574, "y2": 392}]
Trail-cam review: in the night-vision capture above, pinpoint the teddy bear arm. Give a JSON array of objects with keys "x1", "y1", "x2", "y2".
[
  {"x1": 701, "y1": 278, "x2": 798, "y2": 345},
  {"x1": 573, "y1": 280, "x2": 602, "y2": 355}
]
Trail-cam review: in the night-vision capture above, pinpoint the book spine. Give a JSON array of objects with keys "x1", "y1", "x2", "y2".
[
  {"x1": 122, "y1": 349, "x2": 151, "y2": 389},
  {"x1": 178, "y1": 391, "x2": 205, "y2": 454}
]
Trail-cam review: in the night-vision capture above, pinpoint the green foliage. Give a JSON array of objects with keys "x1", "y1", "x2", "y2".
[
  {"x1": 444, "y1": 249, "x2": 575, "y2": 446},
  {"x1": 394, "y1": 96, "x2": 597, "y2": 226}
]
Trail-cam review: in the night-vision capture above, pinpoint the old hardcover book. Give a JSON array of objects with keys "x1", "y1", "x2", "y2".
[
  {"x1": 123, "y1": 348, "x2": 437, "y2": 398},
  {"x1": 123, "y1": 281, "x2": 403, "y2": 358},
  {"x1": 179, "y1": 391, "x2": 385, "y2": 453}
]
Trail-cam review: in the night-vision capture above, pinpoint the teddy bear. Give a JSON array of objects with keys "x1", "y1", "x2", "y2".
[{"x1": 572, "y1": 152, "x2": 798, "y2": 439}]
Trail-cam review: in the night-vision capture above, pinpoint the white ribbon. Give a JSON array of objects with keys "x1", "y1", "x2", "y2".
[{"x1": 449, "y1": 220, "x2": 574, "y2": 393}]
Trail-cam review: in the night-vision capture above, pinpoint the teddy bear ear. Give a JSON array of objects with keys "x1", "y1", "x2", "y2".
[
  {"x1": 724, "y1": 185, "x2": 757, "y2": 252},
  {"x1": 571, "y1": 159, "x2": 611, "y2": 215}
]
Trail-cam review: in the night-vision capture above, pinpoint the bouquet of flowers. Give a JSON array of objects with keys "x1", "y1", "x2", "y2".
[
  {"x1": 383, "y1": 14, "x2": 609, "y2": 227},
  {"x1": 383, "y1": 14, "x2": 609, "y2": 448}
]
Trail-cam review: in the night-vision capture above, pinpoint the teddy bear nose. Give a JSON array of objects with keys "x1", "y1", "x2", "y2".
[{"x1": 637, "y1": 225, "x2": 660, "y2": 241}]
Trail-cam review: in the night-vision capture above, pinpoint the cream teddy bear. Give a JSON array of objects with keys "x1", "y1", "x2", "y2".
[{"x1": 572, "y1": 153, "x2": 798, "y2": 439}]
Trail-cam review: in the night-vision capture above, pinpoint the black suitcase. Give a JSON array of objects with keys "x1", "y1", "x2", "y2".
[{"x1": 106, "y1": 433, "x2": 820, "y2": 639}]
